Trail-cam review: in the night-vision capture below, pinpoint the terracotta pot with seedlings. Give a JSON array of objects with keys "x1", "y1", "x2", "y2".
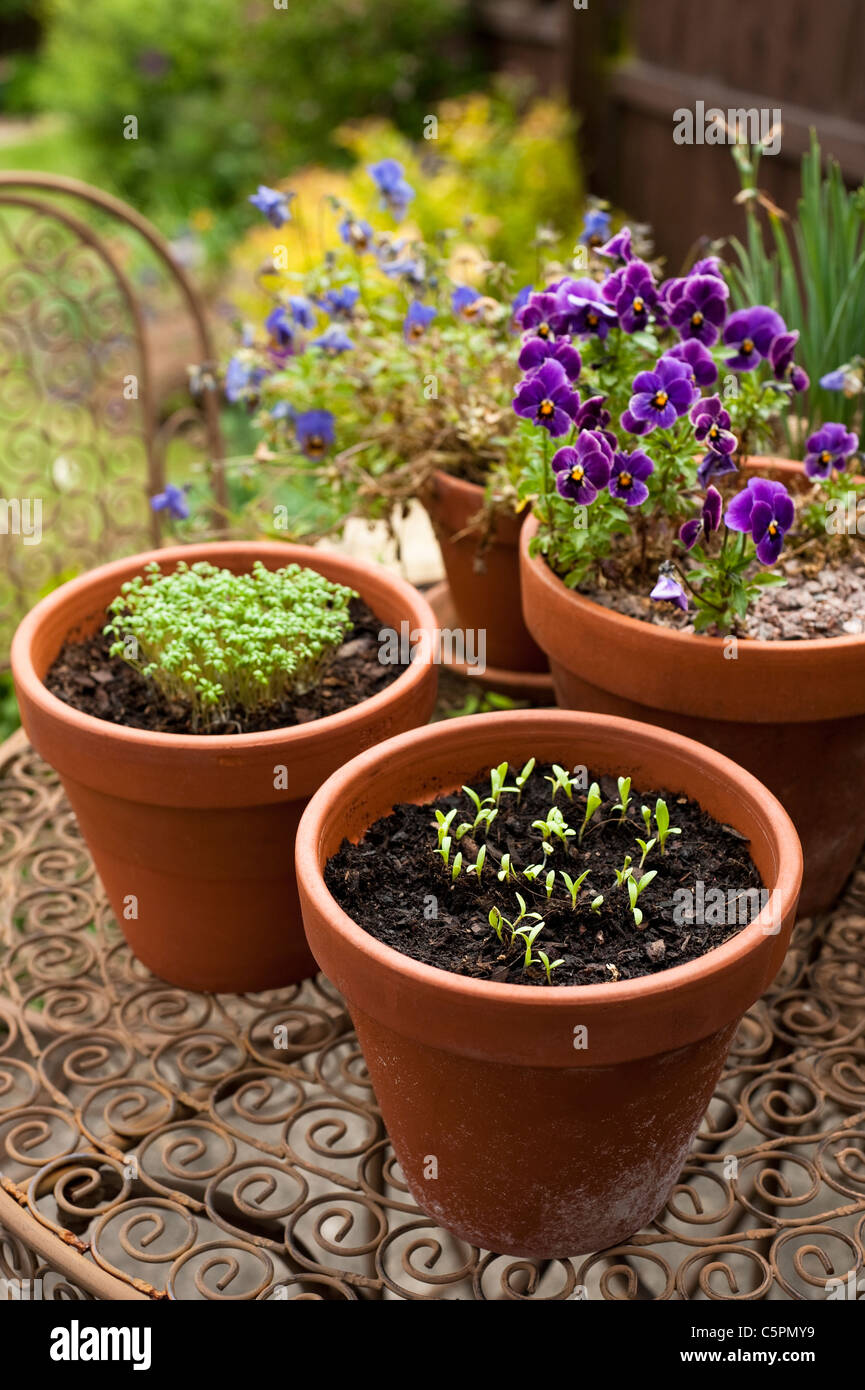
[
  {"x1": 507, "y1": 249, "x2": 865, "y2": 916},
  {"x1": 12, "y1": 542, "x2": 437, "y2": 993},
  {"x1": 297, "y1": 709, "x2": 802, "y2": 1258}
]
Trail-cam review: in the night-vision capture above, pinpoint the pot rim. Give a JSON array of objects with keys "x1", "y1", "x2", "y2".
[
  {"x1": 522, "y1": 457, "x2": 865, "y2": 659},
  {"x1": 296, "y1": 708, "x2": 802, "y2": 1014},
  {"x1": 11, "y1": 539, "x2": 438, "y2": 754}
]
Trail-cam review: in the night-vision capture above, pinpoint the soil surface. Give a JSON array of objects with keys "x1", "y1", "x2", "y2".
[
  {"x1": 325, "y1": 765, "x2": 765, "y2": 987},
  {"x1": 588, "y1": 553, "x2": 865, "y2": 641},
  {"x1": 44, "y1": 598, "x2": 407, "y2": 735}
]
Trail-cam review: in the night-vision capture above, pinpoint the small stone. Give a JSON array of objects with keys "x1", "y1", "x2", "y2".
[
  {"x1": 647, "y1": 939, "x2": 666, "y2": 962},
  {"x1": 842, "y1": 618, "x2": 863, "y2": 634}
]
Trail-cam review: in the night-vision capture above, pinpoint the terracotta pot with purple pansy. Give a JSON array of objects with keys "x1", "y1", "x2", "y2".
[{"x1": 511, "y1": 226, "x2": 865, "y2": 916}]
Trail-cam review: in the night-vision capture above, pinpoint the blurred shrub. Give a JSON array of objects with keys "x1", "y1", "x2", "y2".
[{"x1": 32, "y1": 0, "x2": 474, "y2": 220}]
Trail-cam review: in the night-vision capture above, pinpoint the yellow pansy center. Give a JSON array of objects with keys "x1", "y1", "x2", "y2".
[
  {"x1": 691, "y1": 311, "x2": 704, "y2": 327},
  {"x1": 618, "y1": 471, "x2": 633, "y2": 489},
  {"x1": 653, "y1": 390, "x2": 669, "y2": 409},
  {"x1": 742, "y1": 337, "x2": 755, "y2": 354},
  {"x1": 539, "y1": 399, "x2": 555, "y2": 418},
  {"x1": 570, "y1": 464, "x2": 585, "y2": 482}
]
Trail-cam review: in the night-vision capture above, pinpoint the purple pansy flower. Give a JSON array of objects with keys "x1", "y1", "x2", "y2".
[
  {"x1": 580, "y1": 208, "x2": 611, "y2": 247},
  {"x1": 265, "y1": 306, "x2": 294, "y2": 349},
  {"x1": 368, "y1": 159, "x2": 415, "y2": 221},
  {"x1": 552, "y1": 431, "x2": 613, "y2": 504},
  {"x1": 679, "y1": 486, "x2": 723, "y2": 550},
  {"x1": 403, "y1": 301, "x2": 436, "y2": 342},
  {"x1": 690, "y1": 396, "x2": 737, "y2": 454},
  {"x1": 608, "y1": 449, "x2": 654, "y2": 506},
  {"x1": 516, "y1": 291, "x2": 562, "y2": 340},
  {"x1": 452, "y1": 285, "x2": 482, "y2": 320},
  {"x1": 725, "y1": 477, "x2": 795, "y2": 564},
  {"x1": 249, "y1": 185, "x2": 294, "y2": 228},
  {"x1": 513, "y1": 360, "x2": 579, "y2": 436},
  {"x1": 690, "y1": 256, "x2": 726, "y2": 280},
  {"x1": 151, "y1": 483, "x2": 189, "y2": 521},
  {"x1": 723, "y1": 306, "x2": 786, "y2": 371},
  {"x1": 339, "y1": 216, "x2": 375, "y2": 253},
  {"x1": 511, "y1": 284, "x2": 533, "y2": 317},
  {"x1": 666, "y1": 338, "x2": 718, "y2": 387},
  {"x1": 310, "y1": 325, "x2": 354, "y2": 353},
  {"x1": 320, "y1": 286, "x2": 359, "y2": 318},
  {"x1": 294, "y1": 409, "x2": 335, "y2": 459},
  {"x1": 768, "y1": 330, "x2": 810, "y2": 393},
  {"x1": 650, "y1": 570, "x2": 689, "y2": 612},
  {"x1": 606, "y1": 259, "x2": 658, "y2": 333},
  {"x1": 561, "y1": 278, "x2": 618, "y2": 339},
  {"x1": 287, "y1": 296, "x2": 316, "y2": 329},
  {"x1": 697, "y1": 450, "x2": 739, "y2": 488},
  {"x1": 803, "y1": 422, "x2": 859, "y2": 479},
  {"x1": 518, "y1": 335, "x2": 582, "y2": 381},
  {"x1": 626, "y1": 356, "x2": 696, "y2": 431},
  {"x1": 668, "y1": 274, "x2": 729, "y2": 346},
  {"x1": 820, "y1": 367, "x2": 847, "y2": 391},
  {"x1": 598, "y1": 227, "x2": 633, "y2": 263}
]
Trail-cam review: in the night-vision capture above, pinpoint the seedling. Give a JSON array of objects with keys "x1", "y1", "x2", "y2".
[
  {"x1": 537, "y1": 950, "x2": 565, "y2": 985},
  {"x1": 590, "y1": 894, "x2": 604, "y2": 914},
  {"x1": 488, "y1": 906, "x2": 504, "y2": 942},
  {"x1": 641, "y1": 804, "x2": 652, "y2": 834},
  {"x1": 497, "y1": 852, "x2": 515, "y2": 883},
  {"x1": 434, "y1": 835, "x2": 452, "y2": 869},
  {"x1": 487, "y1": 762, "x2": 518, "y2": 807},
  {"x1": 560, "y1": 869, "x2": 591, "y2": 909},
  {"x1": 515, "y1": 920, "x2": 545, "y2": 970},
  {"x1": 451, "y1": 852, "x2": 463, "y2": 881},
  {"x1": 654, "y1": 798, "x2": 681, "y2": 854},
  {"x1": 544, "y1": 870, "x2": 556, "y2": 899},
  {"x1": 545, "y1": 763, "x2": 576, "y2": 801},
  {"x1": 532, "y1": 805, "x2": 575, "y2": 847},
  {"x1": 465, "y1": 844, "x2": 487, "y2": 880},
  {"x1": 514, "y1": 758, "x2": 536, "y2": 802},
  {"x1": 434, "y1": 808, "x2": 457, "y2": 849},
  {"x1": 635, "y1": 837, "x2": 656, "y2": 870},
  {"x1": 627, "y1": 870, "x2": 657, "y2": 927},
  {"x1": 578, "y1": 782, "x2": 602, "y2": 844},
  {"x1": 613, "y1": 854, "x2": 633, "y2": 888},
  {"x1": 612, "y1": 776, "x2": 632, "y2": 822}
]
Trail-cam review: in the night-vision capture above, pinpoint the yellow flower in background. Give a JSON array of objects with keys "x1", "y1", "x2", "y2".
[{"x1": 190, "y1": 208, "x2": 214, "y2": 232}]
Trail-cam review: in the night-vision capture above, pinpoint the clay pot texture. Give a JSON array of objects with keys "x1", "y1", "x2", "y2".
[
  {"x1": 296, "y1": 709, "x2": 801, "y2": 1258},
  {"x1": 520, "y1": 461, "x2": 865, "y2": 918},
  {"x1": 11, "y1": 542, "x2": 438, "y2": 993},
  {"x1": 424, "y1": 469, "x2": 547, "y2": 673}
]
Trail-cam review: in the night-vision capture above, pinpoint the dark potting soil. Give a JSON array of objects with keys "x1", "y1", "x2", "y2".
[
  {"x1": 325, "y1": 767, "x2": 765, "y2": 987},
  {"x1": 43, "y1": 598, "x2": 407, "y2": 735}
]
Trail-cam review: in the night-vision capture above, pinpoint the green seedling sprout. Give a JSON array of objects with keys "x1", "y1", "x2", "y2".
[
  {"x1": 613, "y1": 854, "x2": 633, "y2": 888},
  {"x1": 545, "y1": 763, "x2": 575, "y2": 801},
  {"x1": 578, "y1": 782, "x2": 602, "y2": 845},
  {"x1": 635, "y1": 837, "x2": 656, "y2": 870},
  {"x1": 522, "y1": 863, "x2": 545, "y2": 883},
  {"x1": 641, "y1": 804, "x2": 652, "y2": 834},
  {"x1": 654, "y1": 798, "x2": 681, "y2": 854},
  {"x1": 474, "y1": 806, "x2": 499, "y2": 834},
  {"x1": 434, "y1": 808, "x2": 456, "y2": 849},
  {"x1": 489, "y1": 906, "x2": 504, "y2": 942},
  {"x1": 544, "y1": 870, "x2": 556, "y2": 899},
  {"x1": 560, "y1": 869, "x2": 591, "y2": 910},
  {"x1": 497, "y1": 852, "x2": 515, "y2": 883},
  {"x1": 515, "y1": 758, "x2": 536, "y2": 802},
  {"x1": 612, "y1": 776, "x2": 632, "y2": 822},
  {"x1": 434, "y1": 835, "x2": 452, "y2": 869},
  {"x1": 537, "y1": 950, "x2": 565, "y2": 985},
  {"x1": 466, "y1": 844, "x2": 486, "y2": 881},
  {"x1": 627, "y1": 870, "x2": 657, "y2": 927},
  {"x1": 515, "y1": 920, "x2": 545, "y2": 970},
  {"x1": 487, "y1": 762, "x2": 518, "y2": 807},
  {"x1": 590, "y1": 894, "x2": 604, "y2": 914},
  {"x1": 462, "y1": 785, "x2": 483, "y2": 816},
  {"x1": 532, "y1": 805, "x2": 575, "y2": 847},
  {"x1": 451, "y1": 852, "x2": 463, "y2": 881}
]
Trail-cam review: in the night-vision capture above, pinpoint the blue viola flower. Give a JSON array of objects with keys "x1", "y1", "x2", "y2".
[
  {"x1": 403, "y1": 301, "x2": 436, "y2": 342},
  {"x1": 270, "y1": 401, "x2": 295, "y2": 422},
  {"x1": 820, "y1": 366, "x2": 847, "y2": 391},
  {"x1": 265, "y1": 306, "x2": 294, "y2": 348},
  {"x1": 608, "y1": 449, "x2": 654, "y2": 506},
  {"x1": 320, "y1": 286, "x2": 360, "y2": 319},
  {"x1": 725, "y1": 477, "x2": 795, "y2": 564},
  {"x1": 339, "y1": 216, "x2": 375, "y2": 253},
  {"x1": 287, "y1": 296, "x2": 316, "y2": 329},
  {"x1": 624, "y1": 356, "x2": 696, "y2": 432},
  {"x1": 310, "y1": 325, "x2": 354, "y2": 354},
  {"x1": 224, "y1": 355, "x2": 266, "y2": 403},
  {"x1": 650, "y1": 569, "x2": 689, "y2": 612},
  {"x1": 513, "y1": 360, "x2": 579, "y2": 436},
  {"x1": 666, "y1": 338, "x2": 718, "y2": 388},
  {"x1": 452, "y1": 285, "x2": 481, "y2": 320},
  {"x1": 295, "y1": 409, "x2": 335, "y2": 459},
  {"x1": 723, "y1": 306, "x2": 786, "y2": 371},
  {"x1": 151, "y1": 483, "x2": 189, "y2": 521},
  {"x1": 679, "y1": 486, "x2": 723, "y2": 550},
  {"x1": 518, "y1": 335, "x2": 582, "y2": 381},
  {"x1": 579, "y1": 208, "x2": 611, "y2": 247},
  {"x1": 552, "y1": 431, "x2": 613, "y2": 504},
  {"x1": 248, "y1": 185, "x2": 294, "y2": 229},
  {"x1": 368, "y1": 159, "x2": 415, "y2": 221},
  {"x1": 803, "y1": 422, "x2": 859, "y2": 479},
  {"x1": 511, "y1": 284, "x2": 533, "y2": 317}
]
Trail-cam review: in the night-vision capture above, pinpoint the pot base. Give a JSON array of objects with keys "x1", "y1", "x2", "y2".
[{"x1": 427, "y1": 582, "x2": 556, "y2": 703}]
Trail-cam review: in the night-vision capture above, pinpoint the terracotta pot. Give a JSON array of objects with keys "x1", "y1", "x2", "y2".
[
  {"x1": 11, "y1": 542, "x2": 438, "y2": 993},
  {"x1": 296, "y1": 709, "x2": 801, "y2": 1257},
  {"x1": 423, "y1": 469, "x2": 547, "y2": 673},
  {"x1": 520, "y1": 460, "x2": 865, "y2": 918}
]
